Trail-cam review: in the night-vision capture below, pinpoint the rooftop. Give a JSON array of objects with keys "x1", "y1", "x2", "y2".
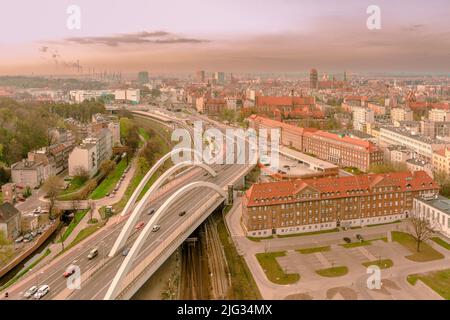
[
  {"x1": 0, "y1": 202, "x2": 20, "y2": 223},
  {"x1": 416, "y1": 195, "x2": 450, "y2": 216}
]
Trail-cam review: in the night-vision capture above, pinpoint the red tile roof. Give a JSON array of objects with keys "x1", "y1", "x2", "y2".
[
  {"x1": 245, "y1": 171, "x2": 437, "y2": 207},
  {"x1": 255, "y1": 95, "x2": 315, "y2": 107}
]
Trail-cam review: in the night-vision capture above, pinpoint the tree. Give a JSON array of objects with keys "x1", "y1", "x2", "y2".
[
  {"x1": 409, "y1": 214, "x2": 434, "y2": 252},
  {"x1": 73, "y1": 166, "x2": 89, "y2": 183},
  {"x1": 42, "y1": 176, "x2": 64, "y2": 218},
  {"x1": 99, "y1": 160, "x2": 116, "y2": 177}
]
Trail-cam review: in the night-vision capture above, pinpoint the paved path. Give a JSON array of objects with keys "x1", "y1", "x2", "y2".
[{"x1": 225, "y1": 199, "x2": 449, "y2": 300}]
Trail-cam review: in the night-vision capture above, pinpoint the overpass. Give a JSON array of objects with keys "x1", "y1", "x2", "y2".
[{"x1": 3, "y1": 112, "x2": 257, "y2": 300}]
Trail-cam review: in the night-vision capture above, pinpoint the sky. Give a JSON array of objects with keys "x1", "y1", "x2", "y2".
[{"x1": 0, "y1": 0, "x2": 449, "y2": 75}]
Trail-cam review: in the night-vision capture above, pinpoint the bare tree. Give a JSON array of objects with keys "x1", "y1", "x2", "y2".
[
  {"x1": 42, "y1": 176, "x2": 65, "y2": 219},
  {"x1": 409, "y1": 214, "x2": 434, "y2": 252}
]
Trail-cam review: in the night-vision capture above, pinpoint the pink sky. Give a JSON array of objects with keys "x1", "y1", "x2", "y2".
[{"x1": 0, "y1": 0, "x2": 449, "y2": 75}]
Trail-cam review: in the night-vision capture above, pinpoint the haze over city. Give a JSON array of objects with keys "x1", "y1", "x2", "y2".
[{"x1": 1, "y1": 0, "x2": 449, "y2": 75}]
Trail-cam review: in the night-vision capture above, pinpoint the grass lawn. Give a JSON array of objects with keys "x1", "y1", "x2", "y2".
[
  {"x1": 407, "y1": 269, "x2": 450, "y2": 300},
  {"x1": 59, "y1": 176, "x2": 86, "y2": 196},
  {"x1": 367, "y1": 220, "x2": 401, "y2": 227},
  {"x1": 341, "y1": 237, "x2": 387, "y2": 248},
  {"x1": 255, "y1": 252, "x2": 300, "y2": 285},
  {"x1": 392, "y1": 231, "x2": 444, "y2": 262},
  {"x1": 90, "y1": 158, "x2": 128, "y2": 200},
  {"x1": 278, "y1": 228, "x2": 340, "y2": 238},
  {"x1": 342, "y1": 240, "x2": 372, "y2": 248},
  {"x1": 316, "y1": 266, "x2": 348, "y2": 277},
  {"x1": 362, "y1": 259, "x2": 394, "y2": 269},
  {"x1": 0, "y1": 248, "x2": 51, "y2": 291},
  {"x1": 343, "y1": 167, "x2": 364, "y2": 175},
  {"x1": 59, "y1": 209, "x2": 89, "y2": 242},
  {"x1": 431, "y1": 237, "x2": 450, "y2": 250},
  {"x1": 138, "y1": 127, "x2": 150, "y2": 141},
  {"x1": 247, "y1": 236, "x2": 274, "y2": 242},
  {"x1": 297, "y1": 246, "x2": 330, "y2": 254},
  {"x1": 63, "y1": 222, "x2": 105, "y2": 253},
  {"x1": 0, "y1": 191, "x2": 3, "y2": 204},
  {"x1": 216, "y1": 212, "x2": 261, "y2": 299}
]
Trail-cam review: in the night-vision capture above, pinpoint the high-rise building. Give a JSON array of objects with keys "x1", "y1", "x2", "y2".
[
  {"x1": 310, "y1": 68, "x2": 318, "y2": 89},
  {"x1": 196, "y1": 70, "x2": 205, "y2": 83},
  {"x1": 214, "y1": 71, "x2": 225, "y2": 84},
  {"x1": 137, "y1": 71, "x2": 149, "y2": 84}
]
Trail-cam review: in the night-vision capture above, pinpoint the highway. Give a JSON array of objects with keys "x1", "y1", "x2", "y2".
[{"x1": 4, "y1": 111, "x2": 253, "y2": 300}]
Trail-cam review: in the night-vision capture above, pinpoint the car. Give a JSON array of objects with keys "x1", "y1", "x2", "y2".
[
  {"x1": 178, "y1": 211, "x2": 186, "y2": 217},
  {"x1": 152, "y1": 225, "x2": 161, "y2": 232},
  {"x1": 63, "y1": 265, "x2": 77, "y2": 278},
  {"x1": 15, "y1": 236, "x2": 24, "y2": 243},
  {"x1": 135, "y1": 221, "x2": 145, "y2": 230},
  {"x1": 34, "y1": 285, "x2": 49, "y2": 299},
  {"x1": 148, "y1": 208, "x2": 155, "y2": 215},
  {"x1": 24, "y1": 286, "x2": 38, "y2": 298},
  {"x1": 109, "y1": 194, "x2": 114, "y2": 198},
  {"x1": 122, "y1": 248, "x2": 130, "y2": 256},
  {"x1": 356, "y1": 234, "x2": 364, "y2": 241},
  {"x1": 343, "y1": 237, "x2": 352, "y2": 243},
  {"x1": 87, "y1": 248, "x2": 99, "y2": 260},
  {"x1": 31, "y1": 231, "x2": 38, "y2": 238},
  {"x1": 106, "y1": 192, "x2": 110, "y2": 197}
]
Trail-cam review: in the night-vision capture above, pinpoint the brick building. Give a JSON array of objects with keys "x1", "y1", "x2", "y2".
[
  {"x1": 248, "y1": 115, "x2": 383, "y2": 171},
  {"x1": 242, "y1": 171, "x2": 439, "y2": 237}
]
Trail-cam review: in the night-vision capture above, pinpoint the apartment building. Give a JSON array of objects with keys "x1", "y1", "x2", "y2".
[
  {"x1": 254, "y1": 95, "x2": 323, "y2": 119},
  {"x1": 0, "y1": 203, "x2": 21, "y2": 240},
  {"x1": 413, "y1": 195, "x2": 450, "y2": 238},
  {"x1": 195, "y1": 97, "x2": 227, "y2": 115},
  {"x1": 379, "y1": 126, "x2": 446, "y2": 160},
  {"x1": 428, "y1": 108, "x2": 450, "y2": 122},
  {"x1": 11, "y1": 160, "x2": 47, "y2": 189},
  {"x1": 249, "y1": 115, "x2": 383, "y2": 171},
  {"x1": 68, "y1": 128, "x2": 113, "y2": 177},
  {"x1": 391, "y1": 107, "x2": 413, "y2": 123},
  {"x1": 420, "y1": 120, "x2": 450, "y2": 139},
  {"x1": 352, "y1": 106, "x2": 374, "y2": 132},
  {"x1": 432, "y1": 147, "x2": 450, "y2": 175},
  {"x1": 242, "y1": 171, "x2": 439, "y2": 237}
]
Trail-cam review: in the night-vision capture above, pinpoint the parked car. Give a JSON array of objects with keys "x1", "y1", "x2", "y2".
[
  {"x1": 178, "y1": 211, "x2": 186, "y2": 217},
  {"x1": 152, "y1": 225, "x2": 161, "y2": 232},
  {"x1": 356, "y1": 234, "x2": 364, "y2": 241},
  {"x1": 34, "y1": 285, "x2": 49, "y2": 299},
  {"x1": 148, "y1": 208, "x2": 155, "y2": 215},
  {"x1": 135, "y1": 221, "x2": 145, "y2": 230},
  {"x1": 122, "y1": 248, "x2": 130, "y2": 256},
  {"x1": 23, "y1": 286, "x2": 38, "y2": 298},
  {"x1": 343, "y1": 237, "x2": 352, "y2": 243},
  {"x1": 63, "y1": 265, "x2": 77, "y2": 278},
  {"x1": 15, "y1": 236, "x2": 24, "y2": 243},
  {"x1": 31, "y1": 231, "x2": 38, "y2": 238}
]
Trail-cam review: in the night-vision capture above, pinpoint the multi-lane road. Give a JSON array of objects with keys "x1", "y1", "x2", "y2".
[{"x1": 4, "y1": 111, "x2": 252, "y2": 300}]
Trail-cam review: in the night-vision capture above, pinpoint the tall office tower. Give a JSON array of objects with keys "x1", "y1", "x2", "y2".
[
  {"x1": 310, "y1": 68, "x2": 318, "y2": 89},
  {"x1": 214, "y1": 71, "x2": 225, "y2": 84},
  {"x1": 196, "y1": 70, "x2": 205, "y2": 82},
  {"x1": 137, "y1": 71, "x2": 149, "y2": 84}
]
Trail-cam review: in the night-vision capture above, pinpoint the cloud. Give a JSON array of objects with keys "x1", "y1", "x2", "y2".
[{"x1": 64, "y1": 30, "x2": 208, "y2": 47}]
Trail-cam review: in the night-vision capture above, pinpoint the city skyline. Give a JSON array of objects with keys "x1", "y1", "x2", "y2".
[{"x1": 1, "y1": 0, "x2": 450, "y2": 75}]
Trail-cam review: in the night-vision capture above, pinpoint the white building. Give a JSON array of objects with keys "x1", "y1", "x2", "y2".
[
  {"x1": 429, "y1": 108, "x2": 450, "y2": 122},
  {"x1": 68, "y1": 128, "x2": 113, "y2": 177},
  {"x1": 68, "y1": 143, "x2": 98, "y2": 177},
  {"x1": 70, "y1": 90, "x2": 113, "y2": 103},
  {"x1": 379, "y1": 126, "x2": 446, "y2": 160},
  {"x1": 352, "y1": 107, "x2": 374, "y2": 132},
  {"x1": 413, "y1": 195, "x2": 450, "y2": 238},
  {"x1": 114, "y1": 89, "x2": 140, "y2": 103}
]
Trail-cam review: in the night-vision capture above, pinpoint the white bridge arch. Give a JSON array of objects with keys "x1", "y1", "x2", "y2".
[
  {"x1": 108, "y1": 161, "x2": 216, "y2": 257},
  {"x1": 120, "y1": 148, "x2": 203, "y2": 218},
  {"x1": 104, "y1": 181, "x2": 227, "y2": 300}
]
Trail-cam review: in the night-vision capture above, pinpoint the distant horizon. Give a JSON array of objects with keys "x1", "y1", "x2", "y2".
[{"x1": 1, "y1": 0, "x2": 449, "y2": 75}]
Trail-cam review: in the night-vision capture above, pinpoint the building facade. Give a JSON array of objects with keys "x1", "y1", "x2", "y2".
[
  {"x1": 242, "y1": 171, "x2": 439, "y2": 237},
  {"x1": 0, "y1": 202, "x2": 21, "y2": 240},
  {"x1": 413, "y1": 195, "x2": 450, "y2": 238}
]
